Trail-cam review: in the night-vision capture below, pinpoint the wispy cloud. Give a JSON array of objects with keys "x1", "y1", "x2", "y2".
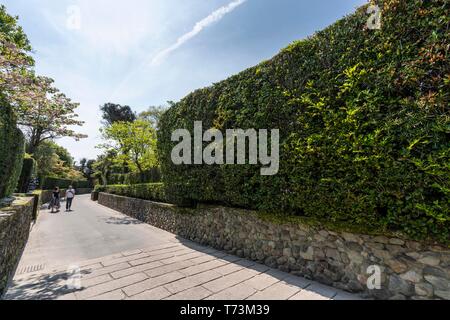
[{"x1": 151, "y1": 0, "x2": 248, "y2": 66}]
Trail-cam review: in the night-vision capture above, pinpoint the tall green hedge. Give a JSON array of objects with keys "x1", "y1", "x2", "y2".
[
  {"x1": 108, "y1": 168, "x2": 161, "y2": 185},
  {"x1": 158, "y1": 0, "x2": 450, "y2": 243},
  {"x1": 17, "y1": 155, "x2": 36, "y2": 193},
  {"x1": 40, "y1": 177, "x2": 91, "y2": 190},
  {"x1": 0, "y1": 102, "x2": 25, "y2": 199}
]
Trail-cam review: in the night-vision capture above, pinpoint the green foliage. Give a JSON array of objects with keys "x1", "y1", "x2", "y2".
[
  {"x1": 108, "y1": 168, "x2": 161, "y2": 185},
  {"x1": 40, "y1": 177, "x2": 90, "y2": 190},
  {"x1": 50, "y1": 142, "x2": 74, "y2": 167},
  {"x1": 0, "y1": 5, "x2": 32, "y2": 52},
  {"x1": 93, "y1": 150, "x2": 117, "y2": 187},
  {"x1": 77, "y1": 158, "x2": 96, "y2": 186},
  {"x1": 0, "y1": 102, "x2": 25, "y2": 199},
  {"x1": 17, "y1": 154, "x2": 36, "y2": 193},
  {"x1": 100, "y1": 119, "x2": 159, "y2": 183},
  {"x1": 158, "y1": 0, "x2": 450, "y2": 243},
  {"x1": 139, "y1": 106, "x2": 167, "y2": 129},
  {"x1": 93, "y1": 185, "x2": 106, "y2": 193},
  {"x1": 97, "y1": 183, "x2": 166, "y2": 203},
  {"x1": 100, "y1": 103, "x2": 136, "y2": 126},
  {"x1": 33, "y1": 141, "x2": 83, "y2": 181}
]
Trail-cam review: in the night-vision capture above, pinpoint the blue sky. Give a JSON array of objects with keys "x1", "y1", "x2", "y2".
[{"x1": 2, "y1": 0, "x2": 366, "y2": 161}]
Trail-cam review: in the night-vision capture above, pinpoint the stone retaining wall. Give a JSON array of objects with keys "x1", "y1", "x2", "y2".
[
  {"x1": 98, "y1": 192, "x2": 450, "y2": 300},
  {"x1": 0, "y1": 197, "x2": 34, "y2": 296}
]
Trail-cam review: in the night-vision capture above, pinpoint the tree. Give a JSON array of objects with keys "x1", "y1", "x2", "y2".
[
  {"x1": 138, "y1": 106, "x2": 166, "y2": 129},
  {"x1": 77, "y1": 157, "x2": 95, "y2": 181},
  {"x1": 33, "y1": 141, "x2": 82, "y2": 180},
  {"x1": 16, "y1": 76, "x2": 87, "y2": 154},
  {"x1": 1, "y1": 5, "x2": 85, "y2": 156},
  {"x1": 0, "y1": 5, "x2": 32, "y2": 52},
  {"x1": 51, "y1": 142, "x2": 74, "y2": 167},
  {"x1": 100, "y1": 119, "x2": 158, "y2": 183},
  {"x1": 93, "y1": 151, "x2": 116, "y2": 186},
  {"x1": 0, "y1": 6, "x2": 35, "y2": 105},
  {"x1": 100, "y1": 103, "x2": 136, "y2": 126}
]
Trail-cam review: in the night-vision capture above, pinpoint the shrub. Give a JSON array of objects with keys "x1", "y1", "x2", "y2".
[
  {"x1": 108, "y1": 168, "x2": 161, "y2": 185},
  {"x1": 17, "y1": 155, "x2": 36, "y2": 193},
  {"x1": 0, "y1": 102, "x2": 25, "y2": 199},
  {"x1": 108, "y1": 174, "x2": 126, "y2": 186},
  {"x1": 40, "y1": 177, "x2": 90, "y2": 190},
  {"x1": 158, "y1": 0, "x2": 450, "y2": 243},
  {"x1": 125, "y1": 168, "x2": 161, "y2": 185},
  {"x1": 99, "y1": 183, "x2": 166, "y2": 203},
  {"x1": 94, "y1": 185, "x2": 107, "y2": 193}
]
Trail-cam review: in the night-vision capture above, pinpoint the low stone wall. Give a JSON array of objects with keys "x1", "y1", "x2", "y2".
[
  {"x1": 0, "y1": 197, "x2": 34, "y2": 296},
  {"x1": 98, "y1": 192, "x2": 450, "y2": 300}
]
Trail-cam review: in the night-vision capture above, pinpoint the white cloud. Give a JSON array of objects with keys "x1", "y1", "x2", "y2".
[{"x1": 151, "y1": 0, "x2": 248, "y2": 66}]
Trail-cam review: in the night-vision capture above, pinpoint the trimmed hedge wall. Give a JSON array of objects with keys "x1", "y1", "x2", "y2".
[
  {"x1": 95, "y1": 183, "x2": 166, "y2": 203},
  {"x1": 17, "y1": 156, "x2": 36, "y2": 193},
  {"x1": 158, "y1": 0, "x2": 450, "y2": 243},
  {"x1": 108, "y1": 168, "x2": 161, "y2": 185},
  {"x1": 40, "y1": 177, "x2": 90, "y2": 190},
  {"x1": 0, "y1": 103, "x2": 25, "y2": 200}
]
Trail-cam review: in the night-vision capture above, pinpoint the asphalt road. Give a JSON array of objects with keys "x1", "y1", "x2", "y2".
[{"x1": 15, "y1": 194, "x2": 177, "y2": 273}]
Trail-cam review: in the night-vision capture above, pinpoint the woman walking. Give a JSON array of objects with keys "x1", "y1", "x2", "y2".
[{"x1": 50, "y1": 187, "x2": 61, "y2": 213}]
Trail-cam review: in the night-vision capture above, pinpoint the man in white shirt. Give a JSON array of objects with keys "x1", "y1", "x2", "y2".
[{"x1": 65, "y1": 186, "x2": 76, "y2": 212}]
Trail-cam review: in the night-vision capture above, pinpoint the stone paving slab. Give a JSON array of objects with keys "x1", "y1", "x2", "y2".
[{"x1": 5, "y1": 240, "x2": 364, "y2": 300}]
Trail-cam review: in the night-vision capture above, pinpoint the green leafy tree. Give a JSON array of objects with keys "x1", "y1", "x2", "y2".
[
  {"x1": 51, "y1": 142, "x2": 74, "y2": 167},
  {"x1": 0, "y1": 5, "x2": 32, "y2": 52},
  {"x1": 33, "y1": 141, "x2": 81, "y2": 180},
  {"x1": 100, "y1": 119, "x2": 158, "y2": 183},
  {"x1": 78, "y1": 157, "x2": 96, "y2": 182},
  {"x1": 93, "y1": 151, "x2": 116, "y2": 186}
]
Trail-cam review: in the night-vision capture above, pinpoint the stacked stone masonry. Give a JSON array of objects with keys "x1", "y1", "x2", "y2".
[
  {"x1": 0, "y1": 197, "x2": 34, "y2": 296},
  {"x1": 97, "y1": 193, "x2": 450, "y2": 300}
]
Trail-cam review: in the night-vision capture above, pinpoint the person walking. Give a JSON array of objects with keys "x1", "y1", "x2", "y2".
[
  {"x1": 65, "y1": 186, "x2": 76, "y2": 212},
  {"x1": 50, "y1": 187, "x2": 61, "y2": 213}
]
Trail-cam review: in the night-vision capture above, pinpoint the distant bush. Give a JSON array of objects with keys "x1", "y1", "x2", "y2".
[
  {"x1": 97, "y1": 183, "x2": 166, "y2": 203},
  {"x1": 0, "y1": 103, "x2": 25, "y2": 199},
  {"x1": 40, "y1": 177, "x2": 91, "y2": 190},
  {"x1": 158, "y1": 0, "x2": 450, "y2": 243}
]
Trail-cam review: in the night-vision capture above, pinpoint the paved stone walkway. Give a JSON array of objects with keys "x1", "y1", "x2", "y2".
[{"x1": 4, "y1": 195, "x2": 362, "y2": 300}]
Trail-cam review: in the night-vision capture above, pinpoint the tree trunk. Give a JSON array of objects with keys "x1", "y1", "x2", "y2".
[
  {"x1": 135, "y1": 162, "x2": 145, "y2": 183},
  {"x1": 27, "y1": 129, "x2": 41, "y2": 154}
]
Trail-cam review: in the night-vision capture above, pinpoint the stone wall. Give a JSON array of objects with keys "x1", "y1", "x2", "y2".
[
  {"x1": 0, "y1": 197, "x2": 34, "y2": 296},
  {"x1": 98, "y1": 192, "x2": 450, "y2": 300}
]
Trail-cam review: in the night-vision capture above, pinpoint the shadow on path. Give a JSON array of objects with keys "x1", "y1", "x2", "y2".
[
  {"x1": 103, "y1": 216, "x2": 144, "y2": 226},
  {"x1": 5, "y1": 269, "x2": 88, "y2": 300}
]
